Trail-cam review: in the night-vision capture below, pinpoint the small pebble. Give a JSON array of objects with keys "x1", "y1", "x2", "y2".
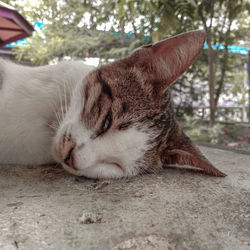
[{"x1": 79, "y1": 213, "x2": 102, "y2": 224}]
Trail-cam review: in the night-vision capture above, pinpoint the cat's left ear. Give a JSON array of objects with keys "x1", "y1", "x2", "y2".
[
  {"x1": 160, "y1": 128, "x2": 227, "y2": 177},
  {"x1": 131, "y1": 30, "x2": 205, "y2": 95}
]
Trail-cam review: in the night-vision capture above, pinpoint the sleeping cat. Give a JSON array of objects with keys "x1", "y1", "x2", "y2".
[{"x1": 0, "y1": 30, "x2": 226, "y2": 178}]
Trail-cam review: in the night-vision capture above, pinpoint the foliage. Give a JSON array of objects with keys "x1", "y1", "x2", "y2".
[
  {"x1": 3, "y1": 0, "x2": 201, "y2": 64},
  {"x1": 2, "y1": 0, "x2": 250, "y2": 125},
  {"x1": 183, "y1": 115, "x2": 250, "y2": 151},
  {"x1": 184, "y1": 115, "x2": 224, "y2": 143}
]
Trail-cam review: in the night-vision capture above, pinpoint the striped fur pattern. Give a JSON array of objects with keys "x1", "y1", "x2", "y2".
[{"x1": 52, "y1": 30, "x2": 226, "y2": 178}]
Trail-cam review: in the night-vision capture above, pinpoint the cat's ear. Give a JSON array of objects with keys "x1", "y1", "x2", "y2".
[
  {"x1": 129, "y1": 30, "x2": 206, "y2": 95},
  {"x1": 160, "y1": 128, "x2": 226, "y2": 177}
]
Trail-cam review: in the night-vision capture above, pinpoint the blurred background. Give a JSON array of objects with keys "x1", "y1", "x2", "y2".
[{"x1": 1, "y1": 0, "x2": 250, "y2": 151}]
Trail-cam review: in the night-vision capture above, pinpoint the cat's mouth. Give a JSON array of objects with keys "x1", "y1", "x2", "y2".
[
  {"x1": 62, "y1": 159, "x2": 125, "y2": 176},
  {"x1": 100, "y1": 161, "x2": 124, "y2": 172}
]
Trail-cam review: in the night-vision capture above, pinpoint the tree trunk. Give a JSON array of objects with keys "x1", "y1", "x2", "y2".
[
  {"x1": 120, "y1": 20, "x2": 125, "y2": 47},
  {"x1": 196, "y1": 0, "x2": 216, "y2": 126},
  {"x1": 207, "y1": 33, "x2": 216, "y2": 126},
  {"x1": 248, "y1": 51, "x2": 250, "y2": 122},
  {"x1": 214, "y1": 45, "x2": 229, "y2": 108}
]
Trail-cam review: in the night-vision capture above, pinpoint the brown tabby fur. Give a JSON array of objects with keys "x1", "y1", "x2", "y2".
[{"x1": 78, "y1": 30, "x2": 226, "y2": 177}]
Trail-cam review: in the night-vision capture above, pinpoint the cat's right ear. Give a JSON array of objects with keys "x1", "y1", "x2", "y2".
[{"x1": 127, "y1": 30, "x2": 206, "y2": 96}]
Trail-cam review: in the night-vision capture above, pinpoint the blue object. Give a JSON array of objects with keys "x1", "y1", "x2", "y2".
[
  {"x1": 5, "y1": 21, "x2": 44, "y2": 48},
  {"x1": 204, "y1": 41, "x2": 248, "y2": 55}
]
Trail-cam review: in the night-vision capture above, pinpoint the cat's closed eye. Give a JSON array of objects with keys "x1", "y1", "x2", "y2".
[
  {"x1": 97, "y1": 111, "x2": 112, "y2": 137},
  {"x1": 118, "y1": 122, "x2": 131, "y2": 130}
]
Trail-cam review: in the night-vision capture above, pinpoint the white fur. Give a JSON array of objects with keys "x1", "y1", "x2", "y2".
[
  {"x1": 62, "y1": 127, "x2": 149, "y2": 178},
  {"x1": 0, "y1": 59, "x2": 94, "y2": 165}
]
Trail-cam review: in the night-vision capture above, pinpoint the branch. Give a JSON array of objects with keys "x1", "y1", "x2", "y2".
[
  {"x1": 131, "y1": 16, "x2": 138, "y2": 39},
  {"x1": 215, "y1": 0, "x2": 228, "y2": 51},
  {"x1": 214, "y1": 19, "x2": 233, "y2": 107},
  {"x1": 195, "y1": 0, "x2": 208, "y2": 34},
  {"x1": 209, "y1": 0, "x2": 215, "y2": 30}
]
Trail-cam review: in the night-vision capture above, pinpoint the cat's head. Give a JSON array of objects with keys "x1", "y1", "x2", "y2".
[{"x1": 52, "y1": 30, "x2": 226, "y2": 178}]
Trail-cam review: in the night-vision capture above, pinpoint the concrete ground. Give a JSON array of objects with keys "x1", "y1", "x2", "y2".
[{"x1": 0, "y1": 146, "x2": 249, "y2": 250}]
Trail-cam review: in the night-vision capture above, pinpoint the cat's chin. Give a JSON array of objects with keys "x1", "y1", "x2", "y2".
[{"x1": 61, "y1": 162, "x2": 130, "y2": 179}]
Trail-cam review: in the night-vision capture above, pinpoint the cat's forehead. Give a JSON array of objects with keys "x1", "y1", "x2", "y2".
[
  {"x1": 81, "y1": 64, "x2": 160, "y2": 119},
  {"x1": 85, "y1": 65, "x2": 148, "y2": 100}
]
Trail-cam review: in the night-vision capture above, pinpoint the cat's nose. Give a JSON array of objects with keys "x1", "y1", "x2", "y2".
[{"x1": 64, "y1": 146, "x2": 76, "y2": 169}]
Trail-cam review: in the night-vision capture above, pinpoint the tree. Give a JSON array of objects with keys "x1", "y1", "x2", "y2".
[
  {"x1": 3, "y1": 0, "x2": 250, "y2": 124},
  {"x1": 4, "y1": 0, "x2": 197, "y2": 64},
  {"x1": 194, "y1": 0, "x2": 247, "y2": 125}
]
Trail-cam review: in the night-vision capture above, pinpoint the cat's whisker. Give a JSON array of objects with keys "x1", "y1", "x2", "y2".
[
  {"x1": 139, "y1": 163, "x2": 159, "y2": 177},
  {"x1": 49, "y1": 99, "x2": 62, "y2": 127},
  {"x1": 66, "y1": 80, "x2": 73, "y2": 105},
  {"x1": 63, "y1": 82, "x2": 68, "y2": 114},
  {"x1": 65, "y1": 80, "x2": 75, "y2": 112},
  {"x1": 57, "y1": 85, "x2": 65, "y2": 124},
  {"x1": 55, "y1": 87, "x2": 62, "y2": 122},
  {"x1": 47, "y1": 122, "x2": 59, "y2": 131},
  {"x1": 47, "y1": 100, "x2": 58, "y2": 123},
  {"x1": 50, "y1": 95, "x2": 61, "y2": 125},
  {"x1": 55, "y1": 113, "x2": 61, "y2": 126},
  {"x1": 43, "y1": 130, "x2": 56, "y2": 137},
  {"x1": 60, "y1": 90, "x2": 65, "y2": 122}
]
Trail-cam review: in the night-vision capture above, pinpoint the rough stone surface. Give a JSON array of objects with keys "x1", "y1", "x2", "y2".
[{"x1": 0, "y1": 146, "x2": 249, "y2": 250}]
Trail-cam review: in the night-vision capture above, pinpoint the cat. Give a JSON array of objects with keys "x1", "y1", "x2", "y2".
[{"x1": 0, "y1": 30, "x2": 226, "y2": 179}]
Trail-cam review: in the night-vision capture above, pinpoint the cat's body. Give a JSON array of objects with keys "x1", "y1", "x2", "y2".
[
  {"x1": 0, "y1": 59, "x2": 94, "y2": 165},
  {"x1": 0, "y1": 31, "x2": 226, "y2": 178}
]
